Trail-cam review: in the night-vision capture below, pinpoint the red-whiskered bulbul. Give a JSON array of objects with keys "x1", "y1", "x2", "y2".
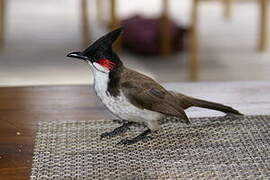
[{"x1": 67, "y1": 28, "x2": 242, "y2": 145}]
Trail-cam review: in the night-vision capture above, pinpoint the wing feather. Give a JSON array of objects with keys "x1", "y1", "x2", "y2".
[{"x1": 120, "y1": 70, "x2": 189, "y2": 123}]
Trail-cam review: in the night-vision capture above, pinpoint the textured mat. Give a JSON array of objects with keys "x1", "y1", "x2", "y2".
[{"x1": 31, "y1": 115, "x2": 270, "y2": 180}]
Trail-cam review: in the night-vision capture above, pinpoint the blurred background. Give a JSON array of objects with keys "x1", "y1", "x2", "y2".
[{"x1": 0, "y1": 0, "x2": 269, "y2": 86}]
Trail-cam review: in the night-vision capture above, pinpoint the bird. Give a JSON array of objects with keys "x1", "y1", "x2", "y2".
[{"x1": 67, "y1": 28, "x2": 243, "y2": 145}]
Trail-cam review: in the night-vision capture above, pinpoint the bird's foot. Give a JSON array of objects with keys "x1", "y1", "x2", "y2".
[
  {"x1": 100, "y1": 122, "x2": 133, "y2": 139},
  {"x1": 100, "y1": 128, "x2": 129, "y2": 139},
  {"x1": 112, "y1": 119, "x2": 126, "y2": 124},
  {"x1": 117, "y1": 129, "x2": 152, "y2": 145}
]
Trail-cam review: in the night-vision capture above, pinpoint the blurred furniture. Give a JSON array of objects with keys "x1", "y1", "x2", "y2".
[
  {"x1": 81, "y1": 0, "x2": 91, "y2": 47},
  {"x1": 108, "y1": 0, "x2": 269, "y2": 81},
  {"x1": 1, "y1": 82, "x2": 270, "y2": 179},
  {"x1": 109, "y1": 0, "x2": 173, "y2": 54},
  {"x1": 0, "y1": 0, "x2": 4, "y2": 48},
  {"x1": 121, "y1": 16, "x2": 187, "y2": 55},
  {"x1": 190, "y1": 0, "x2": 269, "y2": 80},
  {"x1": 258, "y1": 0, "x2": 269, "y2": 51},
  {"x1": 0, "y1": 0, "x2": 92, "y2": 49},
  {"x1": 0, "y1": 0, "x2": 268, "y2": 81},
  {"x1": 223, "y1": 0, "x2": 233, "y2": 18},
  {"x1": 222, "y1": 0, "x2": 268, "y2": 50}
]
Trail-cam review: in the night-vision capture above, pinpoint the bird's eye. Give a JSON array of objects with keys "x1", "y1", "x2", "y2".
[{"x1": 98, "y1": 59, "x2": 115, "y2": 70}]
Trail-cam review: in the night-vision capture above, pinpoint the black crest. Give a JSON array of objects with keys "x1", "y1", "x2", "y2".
[
  {"x1": 82, "y1": 28, "x2": 123, "y2": 57},
  {"x1": 67, "y1": 28, "x2": 123, "y2": 63}
]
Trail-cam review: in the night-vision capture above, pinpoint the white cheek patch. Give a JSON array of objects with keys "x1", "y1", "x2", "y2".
[{"x1": 93, "y1": 62, "x2": 109, "y2": 73}]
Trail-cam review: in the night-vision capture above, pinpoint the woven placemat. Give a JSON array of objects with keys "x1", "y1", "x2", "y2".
[{"x1": 31, "y1": 115, "x2": 270, "y2": 180}]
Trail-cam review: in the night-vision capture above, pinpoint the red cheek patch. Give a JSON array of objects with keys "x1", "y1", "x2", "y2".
[{"x1": 97, "y1": 59, "x2": 115, "y2": 70}]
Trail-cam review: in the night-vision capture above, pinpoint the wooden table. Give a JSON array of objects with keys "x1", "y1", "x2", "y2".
[{"x1": 0, "y1": 82, "x2": 270, "y2": 180}]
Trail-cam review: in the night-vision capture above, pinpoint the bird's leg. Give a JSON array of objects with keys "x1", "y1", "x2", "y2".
[
  {"x1": 117, "y1": 129, "x2": 152, "y2": 145},
  {"x1": 100, "y1": 121, "x2": 134, "y2": 139}
]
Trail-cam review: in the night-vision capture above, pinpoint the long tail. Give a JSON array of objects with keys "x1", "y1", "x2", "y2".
[{"x1": 191, "y1": 98, "x2": 243, "y2": 115}]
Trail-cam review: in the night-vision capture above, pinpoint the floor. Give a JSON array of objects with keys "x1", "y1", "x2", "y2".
[{"x1": 0, "y1": 0, "x2": 269, "y2": 86}]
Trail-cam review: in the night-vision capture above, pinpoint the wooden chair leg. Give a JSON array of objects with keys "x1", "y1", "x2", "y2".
[
  {"x1": 0, "y1": 0, "x2": 5, "y2": 49},
  {"x1": 110, "y1": 0, "x2": 120, "y2": 29},
  {"x1": 96, "y1": 0, "x2": 103, "y2": 24},
  {"x1": 110, "y1": 0, "x2": 121, "y2": 50},
  {"x1": 258, "y1": 0, "x2": 268, "y2": 51},
  {"x1": 160, "y1": 0, "x2": 172, "y2": 55},
  {"x1": 223, "y1": 0, "x2": 232, "y2": 19},
  {"x1": 190, "y1": 0, "x2": 199, "y2": 81},
  {"x1": 81, "y1": 0, "x2": 91, "y2": 47}
]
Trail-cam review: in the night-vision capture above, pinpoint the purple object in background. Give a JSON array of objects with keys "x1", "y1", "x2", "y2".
[{"x1": 121, "y1": 15, "x2": 188, "y2": 55}]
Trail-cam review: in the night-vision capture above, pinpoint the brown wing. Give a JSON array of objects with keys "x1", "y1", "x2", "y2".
[{"x1": 121, "y1": 69, "x2": 189, "y2": 122}]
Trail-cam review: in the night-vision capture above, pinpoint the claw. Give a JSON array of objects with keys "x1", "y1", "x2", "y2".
[
  {"x1": 142, "y1": 135, "x2": 153, "y2": 142},
  {"x1": 117, "y1": 138, "x2": 133, "y2": 145},
  {"x1": 117, "y1": 129, "x2": 153, "y2": 145},
  {"x1": 112, "y1": 119, "x2": 125, "y2": 124},
  {"x1": 100, "y1": 122, "x2": 134, "y2": 139},
  {"x1": 100, "y1": 132, "x2": 113, "y2": 139}
]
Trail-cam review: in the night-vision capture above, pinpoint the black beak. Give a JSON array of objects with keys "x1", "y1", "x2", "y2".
[{"x1": 67, "y1": 52, "x2": 89, "y2": 61}]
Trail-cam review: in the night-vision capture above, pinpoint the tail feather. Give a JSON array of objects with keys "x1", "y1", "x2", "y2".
[{"x1": 191, "y1": 98, "x2": 243, "y2": 115}]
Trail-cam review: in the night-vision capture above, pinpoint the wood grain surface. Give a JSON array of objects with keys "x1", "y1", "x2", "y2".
[
  {"x1": 0, "y1": 82, "x2": 270, "y2": 180},
  {"x1": 0, "y1": 86, "x2": 109, "y2": 180}
]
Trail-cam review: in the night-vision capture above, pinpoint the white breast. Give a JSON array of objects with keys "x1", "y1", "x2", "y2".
[{"x1": 89, "y1": 62, "x2": 162, "y2": 127}]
